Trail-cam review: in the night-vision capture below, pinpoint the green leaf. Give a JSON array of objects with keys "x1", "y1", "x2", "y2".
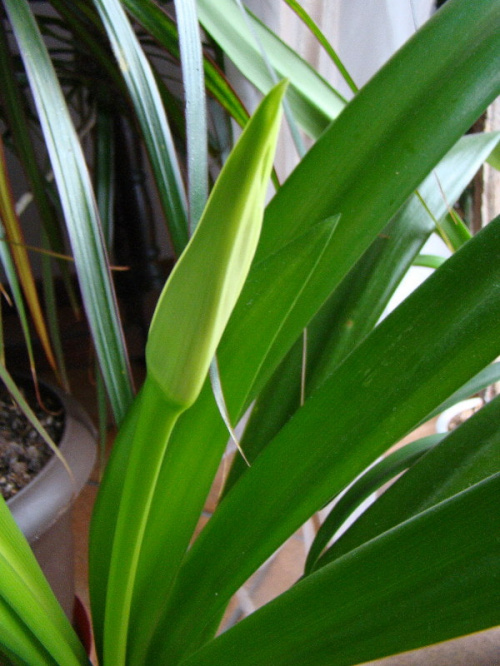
[
  {"x1": 225, "y1": 131, "x2": 500, "y2": 492},
  {"x1": 91, "y1": 81, "x2": 286, "y2": 665},
  {"x1": 123, "y1": 0, "x2": 250, "y2": 129},
  {"x1": 0, "y1": 496, "x2": 87, "y2": 666},
  {"x1": 153, "y1": 215, "x2": 500, "y2": 662},
  {"x1": 146, "y1": 80, "x2": 287, "y2": 408},
  {"x1": 413, "y1": 253, "x2": 446, "y2": 268},
  {"x1": 197, "y1": 0, "x2": 346, "y2": 139},
  {"x1": 118, "y1": 5, "x2": 500, "y2": 658},
  {"x1": 304, "y1": 433, "x2": 444, "y2": 574},
  {"x1": 181, "y1": 474, "x2": 500, "y2": 666},
  {"x1": 315, "y1": 393, "x2": 500, "y2": 570},
  {"x1": 92, "y1": 0, "x2": 189, "y2": 255},
  {"x1": 437, "y1": 210, "x2": 472, "y2": 250},
  {"x1": 424, "y1": 361, "x2": 500, "y2": 423},
  {"x1": 3, "y1": 0, "x2": 134, "y2": 424},
  {"x1": 281, "y1": 0, "x2": 358, "y2": 94}
]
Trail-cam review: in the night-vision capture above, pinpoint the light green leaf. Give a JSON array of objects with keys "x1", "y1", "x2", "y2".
[
  {"x1": 147, "y1": 80, "x2": 287, "y2": 409},
  {"x1": 413, "y1": 253, "x2": 446, "y2": 268},
  {"x1": 0, "y1": 496, "x2": 87, "y2": 666},
  {"x1": 92, "y1": 81, "x2": 286, "y2": 665},
  {"x1": 197, "y1": 0, "x2": 346, "y2": 138}
]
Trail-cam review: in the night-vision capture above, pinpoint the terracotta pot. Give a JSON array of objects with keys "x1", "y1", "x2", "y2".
[{"x1": 7, "y1": 380, "x2": 97, "y2": 620}]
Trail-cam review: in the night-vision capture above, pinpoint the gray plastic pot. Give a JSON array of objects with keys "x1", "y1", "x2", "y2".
[{"x1": 7, "y1": 381, "x2": 96, "y2": 620}]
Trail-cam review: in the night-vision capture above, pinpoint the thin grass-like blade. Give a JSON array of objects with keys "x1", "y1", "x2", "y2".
[
  {"x1": 92, "y1": 0, "x2": 189, "y2": 255},
  {"x1": 304, "y1": 433, "x2": 443, "y2": 574},
  {"x1": 314, "y1": 393, "x2": 500, "y2": 570},
  {"x1": 0, "y1": 137, "x2": 57, "y2": 375},
  {"x1": 123, "y1": 0, "x2": 250, "y2": 129},
  {"x1": 282, "y1": 0, "x2": 358, "y2": 94},
  {"x1": 3, "y1": 0, "x2": 134, "y2": 424},
  {"x1": 424, "y1": 361, "x2": 500, "y2": 422},
  {"x1": 174, "y1": 0, "x2": 208, "y2": 232}
]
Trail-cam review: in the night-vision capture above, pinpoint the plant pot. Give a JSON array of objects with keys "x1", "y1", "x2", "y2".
[{"x1": 6, "y1": 379, "x2": 97, "y2": 620}]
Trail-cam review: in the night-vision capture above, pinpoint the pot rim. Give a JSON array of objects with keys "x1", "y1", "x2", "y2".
[{"x1": 6, "y1": 378, "x2": 97, "y2": 542}]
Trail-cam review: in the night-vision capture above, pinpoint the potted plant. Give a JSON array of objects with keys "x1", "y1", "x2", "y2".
[
  {"x1": 2, "y1": 375, "x2": 96, "y2": 621},
  {"x1": 0, "y1": 0, "x2": 499, "y2": 664}
]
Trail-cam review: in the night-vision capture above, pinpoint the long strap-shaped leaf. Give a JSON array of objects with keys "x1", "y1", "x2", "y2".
[
  {"x1": 174, "y1": 0, "x2": 207, "y2": 232},
  {"x1": 92, "y1": 0, "x2": 189, "y2": 254},
  {"x1": 180, "y1": 473, "x2": 500, "y2": 666},
  {"x1": 225, "y1": 131, "x2": 500, "y2": 490},
  {"x1": 114, "y1": 3, "x2": 500, "y2": 656},
  {"x1": 2, "y1": 0, "x2": 134, "y2": 424},
  {"x1": 304, "y1": 433, "x2": 444, "y2": 574},
  {"x1": 151, "y1": 215, "x2": 500, "y2": 663}
]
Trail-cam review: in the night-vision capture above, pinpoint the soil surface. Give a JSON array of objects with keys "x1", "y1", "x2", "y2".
[{"x1": 0, "y1": 381, "x2": 65, "y2": 500}]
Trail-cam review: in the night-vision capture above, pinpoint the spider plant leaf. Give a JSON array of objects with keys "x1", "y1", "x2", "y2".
[
  {"x1": 152, "y1": 215, "x2": 500, "y2": 662},
  {"x1": 304, "y1": 433, "x2": 444, "y2": 574},
  {"x1": 94, "y1": 106, "x2": 115, "y2": 248},
  {"x1": 3, "y1": 0, "x2": 134, "y2": 424},
  {"x1": 197, "y1": 0, "x2": 346, "y2": 138},
  {"x1": 92, "y1": 0, "x2": 189, "y2": 255},
  {"x1": 0, "y1": 16, "x2": 74, "y2": 297},
  {"x1": 180, "y1": 474, "x2": 500, "y2": 666},
  {"x1": 174, "y1": 0, "x2": 208, "y2": 232},
  {"x1": 123, "y1": 0, "x2": 249, "y2": 129},
  {"x1": 0, "y1": 138, "x2": 57, "y2": 376},
  {"x1": 314, "y1": 393, "x2": 500, "y2": 571}
]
